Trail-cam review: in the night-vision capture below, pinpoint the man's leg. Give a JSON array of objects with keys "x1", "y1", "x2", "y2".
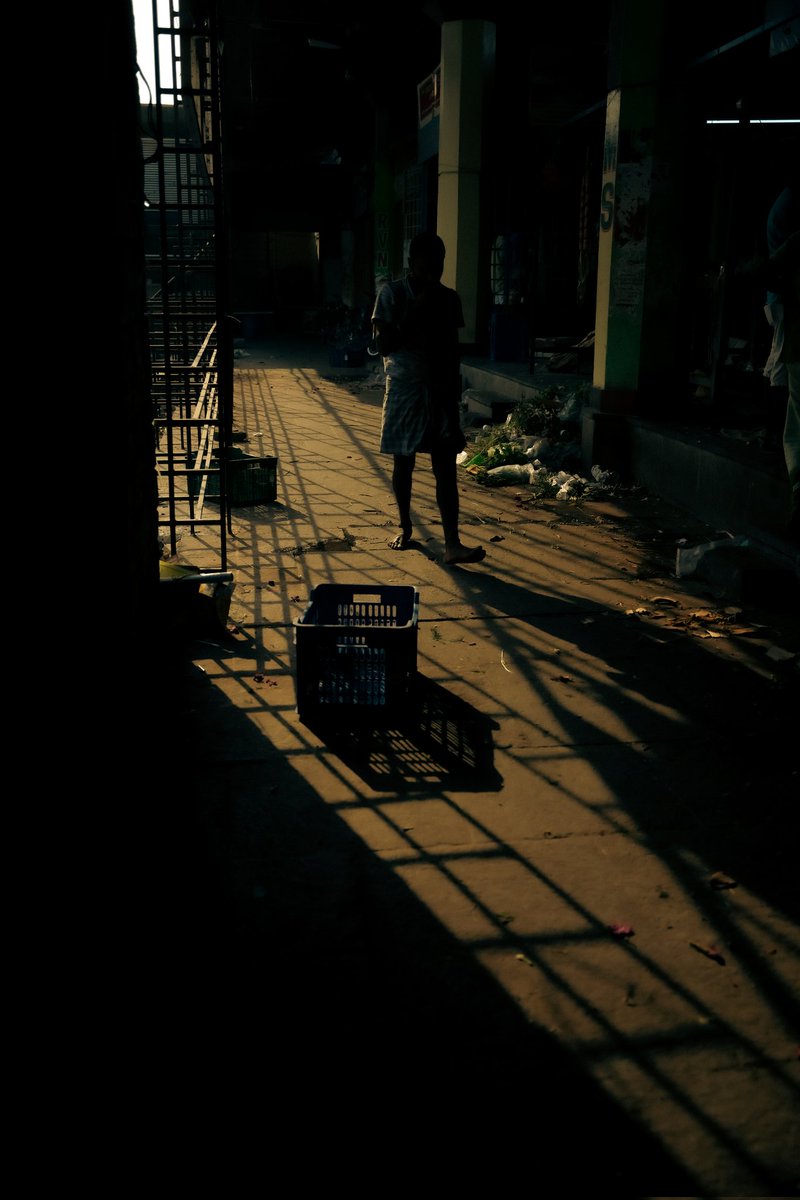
[
  {"x1": 390, "y1": 454, "x2": 415, "y2": 549},
  {"x1": 431, "y1": 448, "x2": 485, "y2": 564}
]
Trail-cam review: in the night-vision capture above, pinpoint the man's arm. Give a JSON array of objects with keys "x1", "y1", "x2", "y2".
[
  {"x1": 735, "y1": 230, "x2": 800, "y2": 295},
  {"x1": 371, "y1": 282, "x2": 405, "y2": 354},
  {"x1": 770, "y1": 229, "x2": 800, "y2": 301},
  {"x1": 372, "y1": 318, "x2": 403, "y2": 355}
]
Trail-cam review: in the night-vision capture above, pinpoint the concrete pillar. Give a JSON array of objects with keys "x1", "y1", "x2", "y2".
[
  {"x1": 341, "y1": 227, "x2": 355, "y2": 309},
  {"x1": 437, "y1": 19, "x2": 496, "y2": 347},
  {"x1": 373, "y1": 109, "x2": 393, "y2": 291},
  {"x1": 584, "y1": 0, "x2": 686, "y2": 471}
]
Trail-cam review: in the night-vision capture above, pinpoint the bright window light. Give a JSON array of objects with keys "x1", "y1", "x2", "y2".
[
  {"x1": 706, "y1": 118, "x2": 800, "y2": 124},
  {"x1": 133, "y1": 0, "x2": 180, "y2": 104}
]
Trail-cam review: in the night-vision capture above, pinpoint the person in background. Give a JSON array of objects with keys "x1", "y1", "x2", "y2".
[
  {"x1": 371, "y1": 232, "x2": 485, "y2": 565},
  {"x1": 763, "y1": 184, "x2": 799, "y2": 544}
]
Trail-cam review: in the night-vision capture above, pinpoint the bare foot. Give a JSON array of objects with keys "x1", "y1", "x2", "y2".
[
  {"x1": 444, "y1": 543, "x2": 486, "y2": 565},
  {"x1": 389, "y1": 529, "x2": 413, "y2": 550}
]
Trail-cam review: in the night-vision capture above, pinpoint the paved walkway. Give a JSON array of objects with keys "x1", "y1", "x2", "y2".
[{"x1": 152, "y1": 337, "x2": 799, "y2": 1194}]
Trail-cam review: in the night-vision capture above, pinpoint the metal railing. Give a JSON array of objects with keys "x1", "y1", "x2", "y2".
[{"x1": 141, "y1": 0, "x2": 232, "y2": 565}]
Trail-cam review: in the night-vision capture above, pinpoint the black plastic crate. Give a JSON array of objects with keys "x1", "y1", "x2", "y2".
[
  {"x1": 187, "y1": 453, "x2": 277, "y2": 505},
  {"x1": 294, "y1": 584, "x2": 419, "y2": 723}
]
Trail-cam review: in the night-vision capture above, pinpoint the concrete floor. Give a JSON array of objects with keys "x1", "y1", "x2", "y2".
[{"x1": 147, "y1": 338, "x2": 799, "y2": 1194}]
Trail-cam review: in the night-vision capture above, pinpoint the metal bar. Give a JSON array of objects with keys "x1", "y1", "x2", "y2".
[
  {"x1": 157, "y1": 517, "x2": 231, "y2": 527},
  {"x1": 686, "y1": 17, "x2": 790, "y2": 69},
  {"x1": 145, "y1": 0, "x2": 230, "y2": 565},
  {"x1": 160, "y1": 572, "x2": 234, "y2": 584},
  {"x1": 154, "y1": 415, "x2": 218, "y2": 427}
]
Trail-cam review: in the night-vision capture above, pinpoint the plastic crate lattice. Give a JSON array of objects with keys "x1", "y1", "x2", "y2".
[
  {"x1": 294, "y1": 584, "x2": 419, "y2": 719},
  {"x1": 187, "y1": 453, "x2": 277, "y2": 505}
]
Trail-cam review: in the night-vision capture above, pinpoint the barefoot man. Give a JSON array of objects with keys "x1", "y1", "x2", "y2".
[{"x1": 371, "y1": 232, "x2": 486, "y2": 565}]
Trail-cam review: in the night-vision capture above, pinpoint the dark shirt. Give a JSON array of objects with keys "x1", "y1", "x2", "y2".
[
  {"x1": 372, "y1": 276, "x2": 466, "y2": 454},
  {"x1": 766, "y1": 186, "x2": 798, "y2": 303}
]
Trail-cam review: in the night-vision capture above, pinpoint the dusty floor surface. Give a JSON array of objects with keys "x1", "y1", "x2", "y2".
[{"x1": 145, "y1": 339, "x2": 799, "y2": 1194}]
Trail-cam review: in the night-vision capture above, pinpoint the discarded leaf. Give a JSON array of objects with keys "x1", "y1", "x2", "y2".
[
  {"x1": 690, "y1": 941, "x2": 726, "y2": 965},
  {"x1": 608, "y1": 923, "x2": 635, "y2": 938},
  {"x1": 709, "y1": 871, "x2": 737, "y2": 890}
]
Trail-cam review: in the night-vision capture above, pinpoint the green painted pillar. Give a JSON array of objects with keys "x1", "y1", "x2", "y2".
[
  {"x1": 373, "y1": 109, "x2": 393, "y2": 292},
  {"x1": 438, "y1": 19, "x2": 496, "y2": 348}
]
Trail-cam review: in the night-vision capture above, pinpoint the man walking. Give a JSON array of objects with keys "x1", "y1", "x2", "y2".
[{"x1": 372, "y1": 232, "x2": 485, "y2": 565}]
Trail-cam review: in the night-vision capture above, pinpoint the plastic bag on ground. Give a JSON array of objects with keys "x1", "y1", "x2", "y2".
[
  {"x1": 486, "y1": 462, "x2": 535, "y2": 483},
  {"x1": 675, "y1": 536, "x2": 750, "y2": 578}
]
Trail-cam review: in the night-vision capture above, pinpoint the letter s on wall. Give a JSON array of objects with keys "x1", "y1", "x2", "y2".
[{"x1": 600, "y1": 181, "x2": 614, "y2": 232}]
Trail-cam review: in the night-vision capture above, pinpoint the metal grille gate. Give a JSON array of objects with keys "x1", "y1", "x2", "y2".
[{"x1": 141, "y1": 0, "x2": 232, "y2": 568}]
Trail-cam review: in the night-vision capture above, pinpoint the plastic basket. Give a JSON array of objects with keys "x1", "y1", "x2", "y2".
[
  {"x1": 294, "y1": 584, "x2": 419, "y2": 723},
  {"x1": 187, "y1": 453, "x2": 277, "y2": 505}
]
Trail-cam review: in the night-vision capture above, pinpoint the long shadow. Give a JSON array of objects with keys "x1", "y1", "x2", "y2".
[
  {"x1": 300, "y1": 673, "x2": 503, "y2": 793},
  {"x1": 138, "y1": 632, "x2": 702, "y2": 1192},
  {"x1": 444, "y1": 561, "x2": 800, "y2": 1030},
  {"x1": 195, "y1": 346, "x2": 798, "y2": 1181},
  {"x1": 449, "y1": 562, "x2": 799, "y2": 894}
]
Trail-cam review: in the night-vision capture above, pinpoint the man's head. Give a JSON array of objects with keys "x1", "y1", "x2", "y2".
[{"x1": 408, "y1": 232, "x2": 446, "y2": 288}]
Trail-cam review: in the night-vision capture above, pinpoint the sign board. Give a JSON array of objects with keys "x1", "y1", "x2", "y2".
[{"x1": 418, "y1": 66, "x2": 441, "y2": 128}]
